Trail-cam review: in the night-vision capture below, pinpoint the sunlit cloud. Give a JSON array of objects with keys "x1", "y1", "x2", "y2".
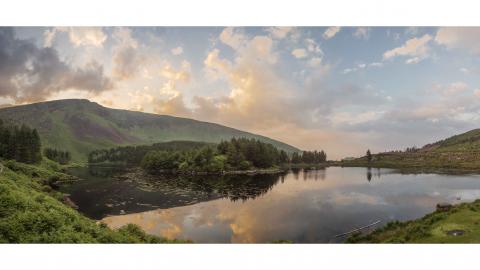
[
  {"x1": 323, "y1": 27, "x2": 340, "y2": 39},
  {"x1": 112, "y1": 27, "x2": 145, "y2": 80},
  {"x1": 43, "y1": 27, "x2": 107, "y2": 48},
  {"x1": 435, "y1": 27, "x2": 480, "y2": 54},
  {"x1": 383, "y1": 34, "x2": 432, "y2": 63},
  {"x1": 3, "y1": 27, "x2": 480, "y2": 159},
  {"x1": 291, "y1": 48, "x2": 307, "y2": 58},
  {"x1": 171, "y1": 46, "x2": 183, "y2": 55},
  {"x1": 266, "y1": 27, "x2": 293, "y2": 39}
]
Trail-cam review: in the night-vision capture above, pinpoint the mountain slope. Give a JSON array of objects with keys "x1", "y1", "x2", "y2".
[
  {"x1": 340, "y1": 129, "x2": 480, "y2": 171},
  {"x1": 0, "y1": 99, "x2": 299, "y2": 161}
]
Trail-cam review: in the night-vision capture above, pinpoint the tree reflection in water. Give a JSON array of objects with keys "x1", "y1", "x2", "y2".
[
  {"x1": 135, "y1": 172, "x2": 289, "y2": 202},
  {"x1": 64, "y1": 166, "x2": 328, "y2": 219},
  {"x1": 366, "y1": 167, "x2": 382, "y2": 182}
]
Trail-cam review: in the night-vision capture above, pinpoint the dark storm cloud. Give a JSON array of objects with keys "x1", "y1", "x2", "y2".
[{"x1": 0, "y1": 28, "x2": 113, "y2": 103}]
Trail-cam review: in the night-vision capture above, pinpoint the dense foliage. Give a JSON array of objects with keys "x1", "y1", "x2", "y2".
[
  {"x1": 141, "y1": 138, "x2": 292, "y2": 173},
  {"x1": 0, "y1": 159, "x2": 188, "y2": 243},
  {"x1": 0, "y1": 119, "x2": 41, "y2": 164},
  {"x1": 290, "y1": 150, "x2": 327, "y2": 164},
  {"x1": 44, "y1": 148, "x2": 71, "y2": 164},
  {"x1": 88, "y1": 141, "x2": 211, "y2": 164}
]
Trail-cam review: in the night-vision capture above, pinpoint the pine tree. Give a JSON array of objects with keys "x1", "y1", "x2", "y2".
[{"x1": 366, "y1": 149, "x2": 372, "y2": 162}]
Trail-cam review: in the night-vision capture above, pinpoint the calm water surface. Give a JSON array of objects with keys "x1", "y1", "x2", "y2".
[{"x1": 62, "y1": 166, "x2": 480, "y2": 243}]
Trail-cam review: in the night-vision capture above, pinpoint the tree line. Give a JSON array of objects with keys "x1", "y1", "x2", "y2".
[
  {"x1": 290, "y1": 150, "x2": 327, "y2": 164},
  {"x1": 43, "y1": 148, "x2": 71, "y2": 164},
  {"x1": 141, "y1": 138, "x2": 328, "y2": 174},
  {"x1": 141, "y1": 138, "x2": 290, "y2": 173},
  {"x1": 0, "y1": 120, "x2": 41, "y2": 164},
  {"x1": 88, "y1": 141, "x2": 211, "y2": 164}
]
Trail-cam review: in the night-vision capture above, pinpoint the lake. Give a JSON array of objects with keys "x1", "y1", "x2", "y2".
[{"x1": 61, "y1": 166, "x2": 480, "y2": 243}]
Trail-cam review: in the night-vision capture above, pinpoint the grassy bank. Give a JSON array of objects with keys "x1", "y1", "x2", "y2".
[
  {"x1": 347, "y1": 199, "x2": 480, "y2": 243},
  {"x1": 0, "y1": 159, "x2": 188, "y2": 243},
  {"x1": 334, "y1": 153, "x2": 480, "y2": 174}
]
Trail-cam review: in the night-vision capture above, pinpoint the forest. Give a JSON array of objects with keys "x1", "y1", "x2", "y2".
[
  {"x1": 291, "y1": 150, "x2": 327, "y2": 164},
  {"x1": 43, "y1": 148, "x2": 72, "y2": 164},
  {"x1": 140, "y1": 138, "x2": 327, "y2": 173},
  {"x1": 0, "y1": 119, "x2": 42, "y2": 164},
  {"x1": 88, "y1": 141, "x2": 211, "y2": 164}
]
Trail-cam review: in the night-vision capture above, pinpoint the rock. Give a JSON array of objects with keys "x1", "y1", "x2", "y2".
[
  {"x1": 446, "y1": 229, "x2": 465, "y2": 236},
  {"x1": 436, "y1": 202, "x2": 452, "y2": 211}
]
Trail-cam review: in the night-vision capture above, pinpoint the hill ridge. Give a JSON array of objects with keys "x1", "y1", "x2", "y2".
[{"x1": 0, "y1": 99, "x2": 299, "y2": 161}]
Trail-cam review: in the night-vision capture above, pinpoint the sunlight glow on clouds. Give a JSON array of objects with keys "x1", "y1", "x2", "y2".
[
  {"x1": 323, "y1": 27, "x2": 340, "y2": 39},
  {"x1": 383, "y1": 34, "x2": 432, "y2": 63},
  {"x1": 2, "y1": 27, "x2": 480, "y2": 158},
  {"x1": 435, "y1": 27, "x2": 480, "y2": 54},
  {"x1": 44, "y1": 27, "x2": 107, "y2": 48}
]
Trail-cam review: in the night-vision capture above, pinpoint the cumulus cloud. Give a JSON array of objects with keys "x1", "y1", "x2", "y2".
[
  {"x1": 0, "y1": 28, "x2": 113, "y2": 103},
  {"x1": 308, "y1": 57, "x2": 323, "y2": 68},
  {"x1": 383, "y1": 34, "x2": 432, "y2": 63},
  {"x1": 266, "y1": 27, "x2": 293, "y2": 39},
  {"x1": 323, "y1": 27, "x2": 340, "y2": 39},
  {"x1": 152, "y1": 60, "x2": 193, "y2": 118},
  {"x1": 305, "y1": 38, "x2": 323, "y2": 54},
  {"x1": 291, "y1": 48, "x2": 307, "y2": 58},
  {"x1": 112, "y1": 28, "x2": 145, "y2": 80},
  {"x1": 204, "y1": 48, "x2": 233, "y2": 81},
  {"x1": 171, "y1": 46, "x2": 183, "y2": 55},
  {"x1": 43, "y1": 27, "x2": 107, "y2": 48},
  {"x1": 199, "y1": 33, "x2": 304, "y2": 130},
  {"x1": 435, "y1": 27, "x2": 480, "y2": 55},
  {"x1": 434, "y1": 81, "x2": 469, "y2": 96},
  {"x1": 219, "y1": 27, "x2": 247, "y2": 50}
]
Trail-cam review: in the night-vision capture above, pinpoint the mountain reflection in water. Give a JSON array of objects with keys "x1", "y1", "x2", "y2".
[{"x1": 64, "y1": 166, "x2": 480, "y2": 243}]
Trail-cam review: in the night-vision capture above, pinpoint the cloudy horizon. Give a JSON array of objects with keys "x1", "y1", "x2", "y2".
[{"x1": 1, "y1": 27, "x2": 480, "y2": 159}]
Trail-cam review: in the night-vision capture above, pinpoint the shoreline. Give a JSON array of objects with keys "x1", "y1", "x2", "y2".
[
  {"x1": 329, "y1": 161, "x2": 480, "y2": 175},
  {"x1": 86, "y1": 163, "x2": 329, "y2": 176}
]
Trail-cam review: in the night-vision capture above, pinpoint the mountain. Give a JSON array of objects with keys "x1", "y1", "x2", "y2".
[
  {"x1": 0, "y1": 99, "x2": 299, "y2": 161},
  {"x1": 340, "y1": 129, "x2": 480, "y2": 171}
]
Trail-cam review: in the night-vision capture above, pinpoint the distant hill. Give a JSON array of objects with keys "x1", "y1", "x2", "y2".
[
  {"x1": 0, "y1": 99, "x2": 299, "y2": 161},
  {"x1": 340, "y1": 129, "x2": 480, "y2": 171}
]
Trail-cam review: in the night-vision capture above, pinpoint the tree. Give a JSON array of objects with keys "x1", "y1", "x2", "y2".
[
  {"x1": 0, "y1": 120, "x2": 42, "y2": 164},
  {"x1": 366, "y1": 149, "x2": 372, "y2": 162}
]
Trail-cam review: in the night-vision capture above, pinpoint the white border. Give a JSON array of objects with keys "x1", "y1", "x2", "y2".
[
  {"x1": 1, "y1": 244, "x2": 480, "y2": 269},
  {"x1": 0, "y1": 0, "x2": 480, "y2": 26},
  {"x1": 2, "y1": 0, "x2": 480, "y2": 269}
]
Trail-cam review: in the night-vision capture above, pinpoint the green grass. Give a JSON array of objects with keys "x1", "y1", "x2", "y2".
[
  {"x1": 337, "y1": 129, "x2": 480, "y2": 172},
  {"x1": 0, "y1": 159, "x2": 189, "y2": 243},
  {"x1": 347, "y1": 200, "x2": 480, "y2": 243}
]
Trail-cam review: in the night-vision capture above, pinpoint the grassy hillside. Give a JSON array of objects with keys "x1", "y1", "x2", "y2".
[
  {"x1": 339, "y1": 129, "x2": 480, "y2": 172},
  {"x1": 0, "y1": 99, "x2": 299, "y2": 162},
  {"x1": 347, "y1": 200, "x2": 480, "y2": 243},
  {"x1": 0, "y1": 159, "x2": 187, "y2": 243}
]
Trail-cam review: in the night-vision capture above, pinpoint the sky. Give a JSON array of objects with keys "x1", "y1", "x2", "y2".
[{"x1": 1, "y1": 27, "x2": 480, "y2": 159}]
